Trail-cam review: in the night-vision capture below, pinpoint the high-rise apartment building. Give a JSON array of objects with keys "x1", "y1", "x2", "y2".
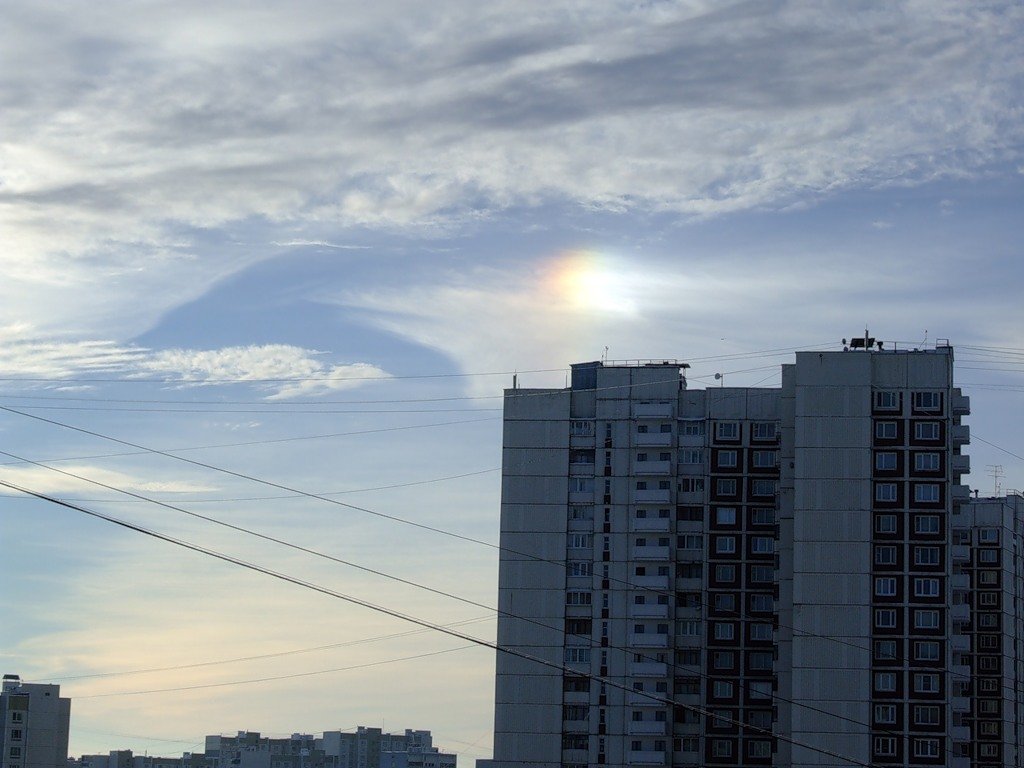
[
  {"x1": 488, "y1": 343, "x2": 1023, "y2": 767},
  {"x1": 0, "y1": 675, "x2": 71, "y2": 768}
]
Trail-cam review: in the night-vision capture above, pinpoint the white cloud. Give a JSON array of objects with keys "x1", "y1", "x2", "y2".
[
  {"x1": 0, "y1": 1, "x2": 1020, "y2": 340},
  {"x1": 0, "y1": 335, "x2": 390, "y2": 400}
]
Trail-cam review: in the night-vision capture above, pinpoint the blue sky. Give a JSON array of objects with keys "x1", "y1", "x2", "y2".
[{"x1": 1, "y1": 1, "x2": 1023, "y2": 762}]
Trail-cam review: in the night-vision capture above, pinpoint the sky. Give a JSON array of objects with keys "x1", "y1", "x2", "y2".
[{"x1": 1, "y1": 0, "x2": 1022, "y2": 763}]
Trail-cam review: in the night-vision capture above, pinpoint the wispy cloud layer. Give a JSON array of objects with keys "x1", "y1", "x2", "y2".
[{"x1": 1, "y1": 1, "x2": 1021, "y2": 340}]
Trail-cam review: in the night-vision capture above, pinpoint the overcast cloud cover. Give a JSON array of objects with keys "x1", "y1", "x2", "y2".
[{"x1": 1, "y1": 1, "x2": 1023, "y2": 762}]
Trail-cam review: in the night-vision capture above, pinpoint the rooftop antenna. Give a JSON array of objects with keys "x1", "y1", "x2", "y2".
[
  {"x1": 602, "y1": 346, "x2": 609, "y2": 363},
  {"x1": 714, "y1": 372, "x2": 724, "y2": 387},
  {"x1": 920, "y1": 329, "x2": 929, "y2": 348},
  {"x1": 845, "y1": 329, "x2": 876, "y2": 351},
  {"x1": 987, "y1": 465, "x2": 1004, "y2": 496}
]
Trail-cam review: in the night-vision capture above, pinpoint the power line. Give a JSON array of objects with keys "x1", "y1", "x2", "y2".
[
  {"x1": 74, "y1": 646, "x2": 477, "y2": 699},
  {"x1": 2, "y1": 480, "x2": 879, "y2": 768},
  {"x1": 31, "y1": 616, "x2": 493, "y2": 682}
]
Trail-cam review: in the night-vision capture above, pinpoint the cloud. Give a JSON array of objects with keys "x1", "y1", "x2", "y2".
[
  {"x1": 0, "y1": 1, "x2": 1021, "y2": 340},
  {"x1": 0, "y1": 333, "x2": 390, "y2": 400},
  {"x1": 0, "y1": 463, "x2": 219, "y2": 496}
]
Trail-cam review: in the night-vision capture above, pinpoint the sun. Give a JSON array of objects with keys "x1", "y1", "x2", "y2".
[{"x1": 546, "y1": 250, "x2": 636, "y2": 314}]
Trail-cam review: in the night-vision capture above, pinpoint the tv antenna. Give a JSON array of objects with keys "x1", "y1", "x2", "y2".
[{"x1": 987, "y1": 465, "x2": 1004, "y2": 496}]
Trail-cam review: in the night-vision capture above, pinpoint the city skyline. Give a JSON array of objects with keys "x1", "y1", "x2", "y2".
[{"x1": 1, "y1": 1, "x2": 1023, "y2": 765}]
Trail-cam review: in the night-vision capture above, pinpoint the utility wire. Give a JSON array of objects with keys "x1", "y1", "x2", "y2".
[{"x1": 1, "y1": 480, "x2": 879, "y2": 768}]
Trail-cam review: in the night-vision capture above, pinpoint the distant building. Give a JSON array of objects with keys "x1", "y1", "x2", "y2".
[
  {"x1": 74, "y1": 730, "x2": 454, "y2": 768},
  {"x1": 1, "y1": 675, "x2": 71, "y2": 768}
]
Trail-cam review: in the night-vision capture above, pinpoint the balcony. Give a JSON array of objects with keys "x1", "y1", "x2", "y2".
[
  {"x1": 629, "y1": 632, "x2": 669, "y2": 648},
  {"x1": 636, "y1": 432, "x2": 673, "y2": 447},
  {"x1": 951, "y1": 424, "x2": 970, "y2": 446},
  {"x1": 633, "y1": 489, "x2": 672, "y2": 504},
  {"x1": 633, "y1": 516, "x2": 671, "y2": 532},
  {"x1": 952, "y1": 454, "x2": 971, "y2": 475},
  {"x1": 635, "y1": 460, "x2": 672, "y2": 475},
  {"x1": 952, "y1": 393, "x2": 971, "y2": 416},
  {"x1": 627, "y1": 721, "x2": 667, "y2": 736},
  {"x1": 952, "y1": 545, "x2": 970, "y2": 561},
  {"x1": 633, "y1": 545, "x2": 671, "y2": 561},
  {"x1": 951, "y1": 574, "x2": 969, "y2": 589},
  {"x1": 628, "y1": 692, "x2": 665, "y2": 707},
  {"x1": 951, "y1": 484, "x2": 971, "y2": 502},
  {"x1": 952, "y1": 696, "x2": 971, "y2": 712},
  {"x1": 951, "y1": 726, "x2": 970, "y2": 742},
  {"x1": 630, "y1": 662, "x2": 668, "y2": 677},
  {"x1": 951, "y1": 604, "x2": 970, "y2": 622},
  {"x1": 948, "y1": 759, "x2": 969, "y2": 768},
  {"x1": 630, "y1": 603, "x2": 669, "y2": 619},
  {"x1": 627, "y1": 750, "x2": 666, "y2": 765},
  {"x1": 953, "y1": 664, "x2": 971, "y2": 679},
  {"x1": 632, "y1": 575, "x2": 670, "y2": 590},
  {"x1": 951, "y1": 634, "x2": 970, "y2": 652},
  {"x1": 568, "y1": 490, "x2": 595, "y2": 503},
  {"x1": 634, "y1": 403, "x2": 674, "y2": 418}
]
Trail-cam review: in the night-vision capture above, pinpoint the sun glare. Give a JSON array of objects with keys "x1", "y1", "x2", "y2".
[{"x1": 547, "y1": 250, "x2": 636, "y2": 314}]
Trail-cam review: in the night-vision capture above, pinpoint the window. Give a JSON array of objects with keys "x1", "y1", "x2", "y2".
[
  {"x1": 678, "y1": 562, "x2": 701, "y2": 579},
  {"x1": 712, "y1": 651, "x2": 734, "y2": 669},
  {"x1": 751, "y1": 479, "x2": 777, "y2": 497},
  {"x1": 678, "y1": 620, "x2": 701, "y2": 636},
  {"x1": 914, "y1": 484, "x2": 940, "y2": 503},
  {"x1": 8, "y1": 748, "x2": 22, "y2": 759},
  {"x1": 980, "y1": 570, "x2": 998, "y2": 585},
  {"x1": 676, "y1": 648, "x2": 700, "y2": 665},
  {"x1": 874, "y1": 737, "x2": 897, "y2": 757},
  {"x1": 566, "y1": 591, "x2": 592, "y2": 606},
  {"x1": 914, "y1": 452, "x2": 940, "y2": 471},
  {"x1": 875, "y1": 577, "x2": 897, "y2": 597},
  {"x1": 751, "y1": 507, "x2": 775, "y2": 525},
  {"x1": 875, "y1": 482, "x2": 898, "y2": 502},
  {"x1": 747, "y1": 710, "x2": 772, "y2": 729},
  {"x1": 569, "y1": 477, "x2": 594, "y2": 493},
  {"x1": 748, "y1": 681, "x2": 772, "y2": 700},
  {"x1": 749, "y1": 623, "x2": 772, "y2": 641},
  {"x1": 635, "y1": 481, "x2": 648, "y2": 490},
  {"x1": 874, "y1": 672, "x2": 896, "y2": 692},
  {"x1": 677, "y1": 506, "x2": 700, "y2": 521},
  {"x1": 750, "y1": 536, "x2": 774, "y2": 554},
  {"x1": 749, "y1": 651, "x2": 773, "y2": 670},
  {"x1": 717, "y1": 449, "x2": 738, "y2": 468},
  {"x1": 568, "y1": 505, "x2": 593, "y2": 520},
  {"x1": 679, "y1": 477, "x2": 704, "y2": 493},
  {"x1": 679, "y1": 737, "x2": 699, "y2": 752},
  {"x1": 914, "y1": 609, "x2": 940, "y2": 629},
  {"x1": 913, "y1": 578, "x2": 939, "y2": 597},
  {"x1": 979, "y1": 548, "x2": 999, "y2": 563},
  {"x1": 681, "y1": 420, "x2": 705, "y2": 436},
  {"x1": 914, "y1": 641, "x2": 940, "y2": 661},
  {"x1": 679, "y1": 534, "x2": 702, "y2": 550},
  {"x1": 747, "y1": 741, "x2": 771, "y2": 758},
  {"x1": 875, "y1": 608, "x2": 897, "y2": 628},
  {"x1": 711, "y1": 739, "x2": 733, "y2": 758},
  {"x1": 752, "y1": 422, "x2": 776, "y2": 440},
  {"x1": 713, "y1": 623, "x2": 735, "y2": 640},
  {"x1": 10, "y1": 713, "x2": 22, "y2": 723},
  {"x1": 712, "y1": 681, "x2": 733, "y2": 699},
  {"x1": 875, "y1": 451, "x2": 898, "y2": 470},
  {"x1": 749, "y1": 565, "x2": 773, "y2": 583},
  {"x1": 715, "y1": 564, "x2": 736, "y2": 583},
  {"x1": 716, "y1": 478, "x2": 737, "y2": 495},
  {"x1": 913, "y1": 705, "x2": 940, "y2": 726},
  {"x1": 979, "y1": 527, "x2": 999, "y2": 543},
  {"x1": 875, "y1": 391, "x2": 900, "y2": 410},
  {"x1": 562, "y1": 734, "x2": 588, "y2": 750},
  {"x1": 714, "y1": 593, "x2": 735, "y2": 611},
  {"x1": 680, "y1": 449, "x2": 703, "y2": 464},
  {"x1": 914, "y1": 422, "x2": 940, "y2": 440},
  {"x1": 875, "y1": 514, "x2": 897, "y2": 533},
  {"x1": 657, "y1": 480, "x2": 671, "y2": 490},
  {"x1": 913, "y1": 739, "x2": 940, "y2": 759},
  {"x1": 913, "y1": 391, "x2": 942, "y2": 411},
  {"x1": 568, "y1": 533, "x2": 592, "y2": 549},
  {"x1": 715, "y1": 507, "x2": 737, "y2": 525},
  {"x1": 637, "y1": 424, "x2": 649, "y2": 433},
  {"x1": 569, "y1": 647, "x2": 593, "y2": 663},
  {"x1": 716, "y1": 422, "x2": 739, "y2": 440},
  {"x1": 914, "y1": 546, "x2": 940, "y2": 565},
  {"x1": 875, "y1": 421, "x2": 898, "y2": 439},
  {"x1": 875, "y1": 545, "x2": 897, "y2": 565},
  {"x1": 749, "y1": 594, "x2": 773, "y2": 612},
  {"x1": 568, "y1": 562, "x2": 591, "y2": 577},
  {"x1": 914, "y1": 515, "x2": 939, "y2": 534},
  {"x1": 8, "y1": 731, "x2": 22, "y2": 742},
  {"x1": 913, "y1": 673, "x2": 939, "y2": 693},
  {"x1": 570, "y1": 420, "x2": 593, "y2": 436},
  {"x1": 658, "y1": 451, "x2": 671, "y2": 462},
  {"x1": 874, "y1": 639, "x2": 897, "y2": 661},
  {"x1": 637, "y1": 452, "x2": 649, "y2": 462},
  {"x1": 659, "y1": 423, "x2": 672, "y2": 433},
  {"x1": 752, "y1": 450, "x2": 777, "y2": 468},
  {"x1": 874, "y1": 704, "x2": 896, "y2": 724}
]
